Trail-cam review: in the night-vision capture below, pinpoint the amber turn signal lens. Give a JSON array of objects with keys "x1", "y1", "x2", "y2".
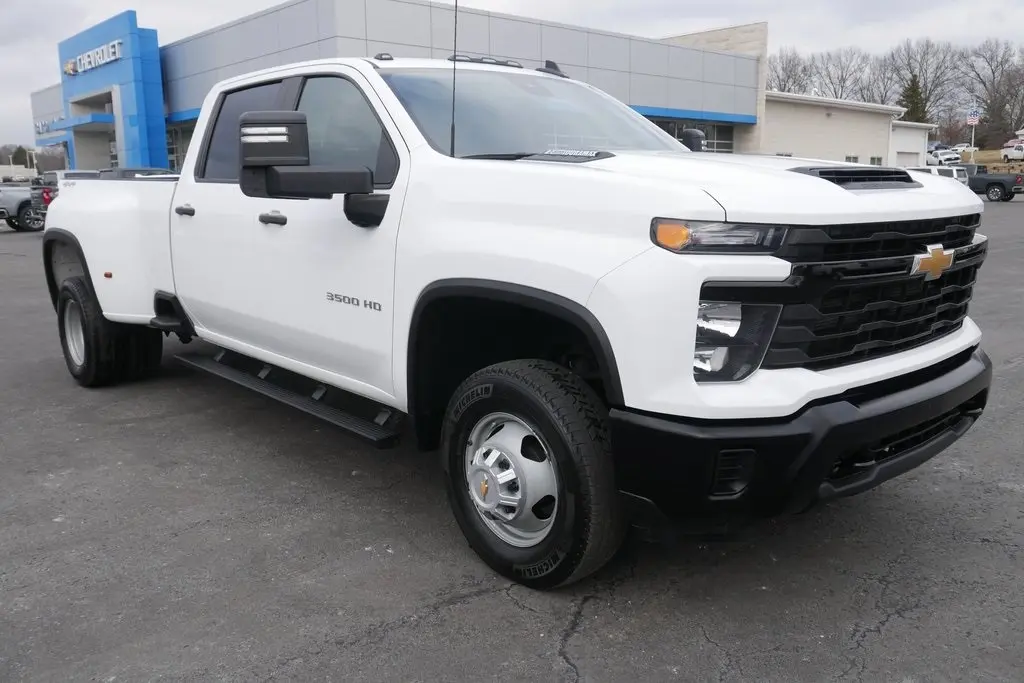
[{"x1": 654, "y1": 222, "x2": 691, "y2": 251}]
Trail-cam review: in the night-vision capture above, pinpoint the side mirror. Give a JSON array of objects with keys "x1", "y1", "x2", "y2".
[
  {"x1": 238, "y1": 111, "x2": 373, "y2": 200},
  {"x1": 681, "y1": 128, "x2": 707, "y2": 152}
]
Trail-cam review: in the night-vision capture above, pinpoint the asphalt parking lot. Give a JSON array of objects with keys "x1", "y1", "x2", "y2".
[{"x1": 1, "y1": 205, "x2": 1022, "y2": 683}]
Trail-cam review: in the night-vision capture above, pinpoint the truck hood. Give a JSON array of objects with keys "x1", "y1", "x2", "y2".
[{"x1": 582, "y1": 150, "x2": 983, "y2": 224}]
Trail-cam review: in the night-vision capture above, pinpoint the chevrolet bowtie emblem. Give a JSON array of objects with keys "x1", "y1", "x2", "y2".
[
  {"x1": 63, "y1": 60, "x2": 77, "y2": 76},
  {"x1": 480, "y1": 479, "x2": 489, "y2": 498},
  {"x1": 911, "y1": 244, "x2": 955, "y2": 281}
]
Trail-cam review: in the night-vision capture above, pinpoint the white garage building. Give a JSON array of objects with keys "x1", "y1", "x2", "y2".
[{"x1": 757, "y1": 91, "x2": 933, "y2": 167}]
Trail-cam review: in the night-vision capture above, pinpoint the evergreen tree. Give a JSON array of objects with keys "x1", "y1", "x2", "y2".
[
  {"x1": 11, "y1": 146, "x2": 28, "y2": 166},
  {"x1": 897, "y1": 73, "x2": 929, "y2": 123}
]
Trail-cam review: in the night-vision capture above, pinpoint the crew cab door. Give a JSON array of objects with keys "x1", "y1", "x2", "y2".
[
  {"x1": 249, "y1": 70, "x2": 407, "y2": 398},
  {"x1": 171, "y1": 66, "x2": 408, "y2": 401}
]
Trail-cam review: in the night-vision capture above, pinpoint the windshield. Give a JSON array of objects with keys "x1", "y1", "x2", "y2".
[{"x1": 378, "y1": 67, "x2": 686, "y2": 157}]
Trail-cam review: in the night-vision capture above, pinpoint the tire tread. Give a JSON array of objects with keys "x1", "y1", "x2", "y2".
[{"x1": 448, "y1": 359, "x2": 625, "y2": 587}]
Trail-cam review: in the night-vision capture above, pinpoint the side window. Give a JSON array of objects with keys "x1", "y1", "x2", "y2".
[
  {"x1": 297, "y1": 76, "x2": 398, "y2": 187},
  {"x1": 200, "y1": 80, "x2": 283, "y2": 181},
  {"x1": 937, "y1": 168, "x2": 953, "y2": 177}
]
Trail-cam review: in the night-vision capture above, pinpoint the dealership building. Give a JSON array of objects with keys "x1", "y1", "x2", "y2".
[{"x1": 30, "y1": 0, "x2": 932, "y2": 170}]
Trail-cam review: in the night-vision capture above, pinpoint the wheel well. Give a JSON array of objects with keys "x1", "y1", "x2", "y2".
[
  {"x1": 43, "y1": 231, "x2": 92, "y2": 312},
  {"x1": 408, "y1": 282, "x2": 623, "y2": 451}
]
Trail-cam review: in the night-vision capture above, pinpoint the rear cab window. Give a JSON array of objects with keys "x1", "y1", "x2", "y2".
[{"x1": 198, "y1": 80, "x2": 284, "y2": 181}]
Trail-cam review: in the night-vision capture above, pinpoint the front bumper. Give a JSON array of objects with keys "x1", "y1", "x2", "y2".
[{"x1": 611, "y1": 346, "x2": 992, "y2": 527}]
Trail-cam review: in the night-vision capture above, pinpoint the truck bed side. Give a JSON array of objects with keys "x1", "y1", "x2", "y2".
[{"x1": 44, "y1": 178, "x2": 179, "y2": 323}]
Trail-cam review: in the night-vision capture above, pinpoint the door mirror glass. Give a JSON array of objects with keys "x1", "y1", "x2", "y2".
[{"x1": 238, "y1": 110, "x2": 374, "y2": 199}]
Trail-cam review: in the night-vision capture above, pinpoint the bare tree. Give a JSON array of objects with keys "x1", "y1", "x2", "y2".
[
  {"x1": 767, "y1": 47, "x2": 812, "y2": 93},
  {"x1": 810, "y1": 47, "x2": 870, "y2": 100},
  {"x1": 889, "y1": 39, "x2": 965, "y2": 116},
  {"x1": 858, "y1": 54, "x2": 901, "y2": 105},
  {"x1": 959, "y1": 39, "x2": 1023, "y2": 145}
]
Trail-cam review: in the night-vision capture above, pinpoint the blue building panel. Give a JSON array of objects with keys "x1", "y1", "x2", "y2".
[{"x1": 45, "y1": 10, "x2": 168, "y2": 169}]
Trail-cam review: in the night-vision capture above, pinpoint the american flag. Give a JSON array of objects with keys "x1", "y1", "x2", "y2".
[{"x1": 967, "y1": 109, "x2": 980, "y2": 126}]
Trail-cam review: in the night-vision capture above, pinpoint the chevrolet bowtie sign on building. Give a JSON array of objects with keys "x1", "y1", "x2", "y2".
[{"x1": 64, "y1": 39, "x2": 124, "y2": 76}]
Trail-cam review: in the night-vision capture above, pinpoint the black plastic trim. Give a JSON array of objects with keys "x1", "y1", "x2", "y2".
[
  {"x1": 42, "y1": 228, "x2": 94, "y2": 312},
  {"x1": 152, "y1": 290, "x2": 197, "y2": 340},
  {"x1": 608, "y1": 346, "x2": 992, "y2": 522},
  {"x1": 407, "y1": 278, "x2": 626, "y2": 417}
]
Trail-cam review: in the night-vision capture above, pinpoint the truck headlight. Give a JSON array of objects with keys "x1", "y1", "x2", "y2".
[
  {"x1": 694, "y1": 302, "x2": 781, "y2": 382},
  {"x1": 652, "y1": 219, "x2": 787, "y2": 254}
]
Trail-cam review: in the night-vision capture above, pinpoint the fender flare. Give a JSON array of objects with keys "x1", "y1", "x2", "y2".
[
  {"x1": 406, "y1": 278, "x2": 625, "y2": 416},
  {"x1": 42, "y1": 228, "x2": 95, "y2": 312}
]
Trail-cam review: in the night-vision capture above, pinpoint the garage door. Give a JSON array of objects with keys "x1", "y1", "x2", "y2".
[{"x1": 896, "y1": 152, "x2": 919, "y2": 166}]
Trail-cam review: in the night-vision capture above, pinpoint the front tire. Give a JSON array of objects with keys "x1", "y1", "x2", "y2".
[
  {"x1": 987, "y1": 185, "x2": 1005, "y2": 201},
  {"x1": 441, "y1": 359, "x2": 625, "y2": 589},
  {"x1": 57, "y1": 276, "x2": 163, "y2": 387}
]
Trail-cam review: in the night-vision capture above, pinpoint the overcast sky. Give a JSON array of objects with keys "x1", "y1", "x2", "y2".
[{"x1": 0, "y1": 0, "x2": 1014, "y2": 145}]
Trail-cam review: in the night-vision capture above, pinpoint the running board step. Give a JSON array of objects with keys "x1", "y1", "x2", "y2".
[
  {"x1": 175, "y1": 352, "x2": 401, "y2": 448},
  {"x1": 150, "y1": 315, "x2": 184, "y2": 331}
]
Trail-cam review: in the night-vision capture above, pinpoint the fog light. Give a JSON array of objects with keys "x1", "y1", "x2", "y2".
[
  {"x1": 693, "y1": 301, "x2": 781, "y2": 382},
  {"x1": 694, "y1": 345, "x2": 729, "y2": 373}
]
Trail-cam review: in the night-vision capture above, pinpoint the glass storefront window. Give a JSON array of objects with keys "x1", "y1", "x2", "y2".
[
  {"x1": 166, "y1": 124, "x2": 195, "y2": 172},
  {"x1": 645, "y1": 117, "x2": 736, "y2": 153}
]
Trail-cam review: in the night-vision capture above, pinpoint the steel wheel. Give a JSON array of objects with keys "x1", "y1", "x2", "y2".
[
  {"x1": 63, "y1": 299, "x2": 87, "y2": 368},
  {"x1": 464, "y1": 412, "x2": 559, "y2": 548}
]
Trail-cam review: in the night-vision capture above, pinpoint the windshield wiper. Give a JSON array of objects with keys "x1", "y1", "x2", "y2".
[
  {"x1": 459, "y1": 153, "x2": 540, "y2": 160},
  {"x1": 459, "y1": 149, "x2": 611, "y2": 162}
]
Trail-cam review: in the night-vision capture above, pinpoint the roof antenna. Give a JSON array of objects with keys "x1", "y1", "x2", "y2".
[{"x1": 449, "y1": 0, "x2": 458, "y2": 157}]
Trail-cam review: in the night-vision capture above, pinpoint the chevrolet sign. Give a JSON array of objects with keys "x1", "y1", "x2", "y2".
[{"x1": 65, "y1": 40, "x2": 124, "y2": 76}]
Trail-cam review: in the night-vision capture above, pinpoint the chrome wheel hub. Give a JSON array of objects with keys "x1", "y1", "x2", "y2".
[
  {"x1": 63, "y1": 300, "x2": 86, "y2": 368},
  {"x1": 465, "y1": 412, "x2": 559, "y2": 548}
]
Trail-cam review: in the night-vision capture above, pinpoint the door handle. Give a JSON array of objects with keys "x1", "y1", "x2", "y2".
[
  {"x1": 259, "y1": 211, "x2": 287, "y2": 226},
  {"x1": 175, "y1": 204, "x2": 195, "y2": 216}
]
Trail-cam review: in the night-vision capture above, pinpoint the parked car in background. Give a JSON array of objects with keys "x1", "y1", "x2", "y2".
[
  {"x1": 950, "y1": 143, "x2": 977, "y2": 153},
  {"x1": 907, "y1": 165, "x2": 969, "y2": 186},
  {"x1": 927, "y1": 149, "x2": 962, "y2": 166},
  {"x1": 0, "y1": 182, "x2": 43, "y2": 231},
  {"x1": 1000, "y1": 142, "x2": 1024, "y2": 162},
  {"x1": 927, "y1": 141, "x2": 950, "y2": 152},
  {"x1": 957, "y1": 163, "x2": 1023, "y2": 201},
  {"x1": 30, "y1": 169, "x2": 101, "y2": 226}
]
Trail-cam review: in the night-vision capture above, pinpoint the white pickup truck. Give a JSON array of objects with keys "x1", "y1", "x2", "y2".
[{"x1": 42, "y1": 56, "x2": 992, "y2": 589}]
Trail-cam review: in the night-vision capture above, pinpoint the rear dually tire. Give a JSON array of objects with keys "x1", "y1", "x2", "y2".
[{"x1": 57, "y1": 276, "x2": 163, "y2": 387}]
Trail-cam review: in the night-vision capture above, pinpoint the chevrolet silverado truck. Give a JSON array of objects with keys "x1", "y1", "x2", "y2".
[
  {"x1": 0, "y1": 182, "x2": 43, "y2": 231},
  {"x1": 957, "y1": 163, "x2": 1022, "y2": 202},
  {"x1": 40, "y1": 56, "x2": 993, "y2": 589}
]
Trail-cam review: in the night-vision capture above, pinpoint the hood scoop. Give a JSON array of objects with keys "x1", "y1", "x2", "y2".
[{"x1": 789, "y1": 166, "x2": 922, "y2": 190}]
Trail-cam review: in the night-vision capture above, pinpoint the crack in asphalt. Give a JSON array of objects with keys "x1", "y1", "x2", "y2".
[
  {"x1": 557, "y1": 594, "x2": 594, "y2": 682},
  {"x1": 837, "y1": 552, "x2": 925, "y2": 682},
  {"x1": 701, "y1": 625, "x2": 744, "y2": 682},
  {"x1": 554, "y1": 553, "x2": 640, "y2": 682}
]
